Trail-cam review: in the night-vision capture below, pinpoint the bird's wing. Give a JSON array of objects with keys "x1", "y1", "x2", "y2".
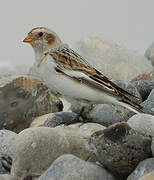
[{"x1": 38, "y1": 45, "x2": 142, "y2": 110}]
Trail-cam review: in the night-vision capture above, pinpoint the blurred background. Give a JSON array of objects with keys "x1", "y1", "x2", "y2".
[{"x1": 0, "y1": 0, "x2": 154, "y2": 67}]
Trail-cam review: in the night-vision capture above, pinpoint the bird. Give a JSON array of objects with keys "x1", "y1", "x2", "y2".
[{"x1": 23, "y1": 27, "x2": 142, "y2": 114}]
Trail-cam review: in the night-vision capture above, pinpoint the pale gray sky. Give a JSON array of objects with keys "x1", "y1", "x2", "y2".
[{"x1": 0, "y1": 0, "x2": 154, "y2": 66}]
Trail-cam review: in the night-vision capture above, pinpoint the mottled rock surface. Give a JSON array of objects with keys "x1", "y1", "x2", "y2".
[
  {"x1": 38, "y1": 154, "x2": 116, "y2": 180},
  {"x1": 0, "y1": 75, "x2": 63, "y2": 132},
  {"x1": 10, "y1": 127, "x2": 95, "y2": 179},
  {"x1": 127, "y1": 158, "x2": 154, "y2": 180},
  {"x1": 87, "y1": 122, "x2": 152, "y2": 177}
]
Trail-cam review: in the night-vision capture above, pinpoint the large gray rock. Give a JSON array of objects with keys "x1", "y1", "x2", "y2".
[
  {"x1": 87, "y1": 122, "x2": 152, "y2": 177},
  {"x1": 128, "y1": 114, "x2": 154, "y2": 137},
  {"x1": 38, "y1": 154, "x2": 116, "y2": 180},
  {"x1": 151, "y1": 137, "x2": 154, "y2": 156},
  {"x1": 0, "y1": 75, "x2": 63, "y2": 133},
  {"x1": 145, "y1": 42, "x2": 154, "y2": 66},
  {"x1": 127, "y1": 158, "x2": 154, "y2": 180},
  {"x1": 10, "y1": 127, "x2": 95, "y2": 179}
]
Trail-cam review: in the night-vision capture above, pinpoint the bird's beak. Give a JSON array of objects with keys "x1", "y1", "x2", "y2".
[{"x1": 23, "y1": 34, "x2": 34, "y2": 43}]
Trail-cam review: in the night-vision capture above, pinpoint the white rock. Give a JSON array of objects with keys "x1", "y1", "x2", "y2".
[{"x1": 127, "y1": 113, "x2": 154, "y2": 136}]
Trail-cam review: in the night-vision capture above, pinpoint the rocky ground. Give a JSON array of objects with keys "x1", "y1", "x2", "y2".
[{"x1": 0, "y1": 38, "x2": 154, "y2": 179}]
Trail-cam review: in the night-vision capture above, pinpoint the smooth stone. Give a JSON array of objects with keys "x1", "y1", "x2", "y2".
[
  {"x1": 139, "y1": 171, "x2": 154, "y2": 180},
  {"x1": 89, "y1": 104, "x2": 133, "y2": 127},
  {"x1": 73, "y1": 37, "x2": 152, "y2": 81},
  {"x1": 43, "y1": 112, "x2": 79, "y2": 128},
  {"x1": 141, "y1": 89, "x2": 154, "y2": 115},
  {"x1": 127, "y1": 158, "x2": 154, "y2": 180},
  {"x1": 10, "y1": 127, "x2": 95, "y2": 179},
  {"x1": 132, "y1": 80, "x2": 154, "y2": 101},
  {"x1": 56, "y1": 122, "x2": 106, "y2": 138},
  {"x1": 87, "y1": 122, "x2": 152, "y2": 177},
  {"x1": 0, "y1": 75, "x2": 63, "y2": 133},
  {"x1": 38, "y1": 154, "x2": 116, "y2": 180},
  {"x1": 128, "y1": 114, "x2": 154, "y2": 137}
]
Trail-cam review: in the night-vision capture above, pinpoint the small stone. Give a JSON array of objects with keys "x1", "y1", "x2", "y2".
[
  {"x1": 0, "y1": 75, "x2": 63, "y2": 133},
  {"x1": 127, "y1": 158, "x2": 154, "y2": 180},
  {"x1": 132, "y1": 80, "x2": 154, "y2": 101},
  {"x1": 38, "y1": 154, "x2": 116, "y2": 180},
  {"x1": 43, "y1": 112, "x2": 79, "y2": 128},
  {"x1": 10, "y1": 127, "x2": 95, "y2": 179},
  {"x1": 89, "y1": 104, "x2": 132, "y2": 127},
  {"x1": 141, "y1": 89, "x2": 154, "y2": 115},
  {"x1": 128, "y1": 114, "x2": 154, "y2": 137},
  {"x1": 87, "y1": 122, "x2": 152, "y2": 177}
]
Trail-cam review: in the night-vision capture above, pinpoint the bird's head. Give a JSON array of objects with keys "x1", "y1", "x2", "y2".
[{"x1": 23, "y1": 27, "x2": 62, "y2": 53}]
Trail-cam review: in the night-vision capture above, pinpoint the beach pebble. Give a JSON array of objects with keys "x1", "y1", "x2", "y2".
[
  {"x1": 132, "y1": 80, "x2": 154, "y2": 101},
  {"x1": 128, "y1": 114, "x2": 154, "y2": 137},
  {"x1": 57, "y1": 122, "x2": 106, "y2": 138},
  {"x1": 38, "y1": 154, "x2": 116, "y2": 180},
  {"x1": 10, "y1": 127, "x2": 95, "y2": 179},
  {"x1": 87, "y1": 122, "x2": 152, "y2": 177},
  {"x1": 141, "y1": 89, "x2": 154, "y2": 115},
  {"x1": 43, "y1": 112, "x2": 79, "y2": 128},
  {"x1": 0, "y1": 75, "x2": 63, "y2": 133},
  {"x1": 89, "y1": 104, "x2": 133, "y2": 127},
  {"x1": 127, "y1": 158, "x2": 154, "y2": 180}
]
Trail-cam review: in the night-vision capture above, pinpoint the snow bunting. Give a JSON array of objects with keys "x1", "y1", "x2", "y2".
[{"x1": 23, "y1": 27, "x2": 142, "y2": 114}]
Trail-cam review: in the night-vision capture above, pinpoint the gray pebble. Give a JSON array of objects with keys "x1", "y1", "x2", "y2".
[
  {"x1": 87, "y1": 122, "x2": 152, "y2": 177},
  {"x1": 38, "y1": 154, "x2": 116, "y2": 180},
  {"x1": 128, "y1": 114, "x2": 154, "y2": 137},
  {"x1": 89, "y1": 104, "x2": 133, "y2": 127},
  {"x1": 132, "y1": 80, "x2": 154, "y2": 101},
  {"x1": 127, "y1": 158, "x2": 154, "y2": 180},
  {"x1": 141, "y1": 89, "x2": 154, "y2": 115},
  {"x1": 43, "y1": 112, "x2": 79, "y2": 127}
]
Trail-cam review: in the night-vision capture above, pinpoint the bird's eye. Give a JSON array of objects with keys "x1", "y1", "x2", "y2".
[{"x1": 38, "y1": 32, "x2": 44, "y2": 37}]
